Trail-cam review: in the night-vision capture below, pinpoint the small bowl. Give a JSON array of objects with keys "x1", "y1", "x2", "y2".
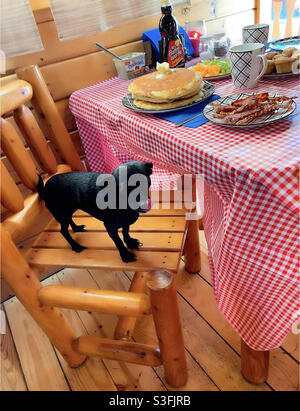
[{"x1": 113, "y1": 52, "x2": 146, "y2": 80}]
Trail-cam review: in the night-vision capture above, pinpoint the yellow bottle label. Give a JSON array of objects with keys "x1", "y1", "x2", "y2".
[{"x1": 167, "y1": 40, "x2": 184, "y2": 68}]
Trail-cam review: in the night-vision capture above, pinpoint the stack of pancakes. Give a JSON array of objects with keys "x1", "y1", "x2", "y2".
[{"x1": 128, "y1": 63, "x2": 204, "y2": 110}]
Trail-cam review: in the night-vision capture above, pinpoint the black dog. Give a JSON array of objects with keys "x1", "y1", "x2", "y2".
[{"x1": 37, "y1": 162, "x2": 153, "y2": 262}]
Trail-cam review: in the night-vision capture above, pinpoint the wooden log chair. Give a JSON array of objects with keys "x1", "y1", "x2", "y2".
[{"x1": 0, "y1": 65, "x2": 203, "y2": 388}]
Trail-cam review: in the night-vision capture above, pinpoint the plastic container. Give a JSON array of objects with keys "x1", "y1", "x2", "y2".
[
  {"x1": 113, "y1": 52, "x2": 146, "y2": 80},
  {"x1": 199, "y1": 34, "x2": 215, "y2": 60}
]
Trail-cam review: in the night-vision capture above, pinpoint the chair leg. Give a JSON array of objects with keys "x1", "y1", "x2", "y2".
[
  {"x1": 198, "y1": 218, "x2": 204, "y2": 230},
  {"x1": 1, "y1": 226, "x2": 86, "y2": 368},
  {"x1": 147, "y1": 270, "x2": 187, "y2": 388},
  {"x1": 241, "y1": 339, "x2": 270, "y2": 384},
  {"x1": 183, "y1": 175, "x2": 201, "y2": 273},
  {"x1": 114, "y1": 271, "x2": 150, "y2": 340},
  {"x1": 184, "y1": 218, "x2": 201, "y2": 273}
]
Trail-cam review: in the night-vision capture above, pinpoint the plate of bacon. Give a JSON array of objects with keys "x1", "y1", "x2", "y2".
[{"x1": 203, "y1": 92, "x2": 296, "y2": 127}]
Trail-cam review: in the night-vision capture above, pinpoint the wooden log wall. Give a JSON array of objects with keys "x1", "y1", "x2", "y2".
[{"x1": 0, "y1": 0, "x2": 257, "y2": 301}]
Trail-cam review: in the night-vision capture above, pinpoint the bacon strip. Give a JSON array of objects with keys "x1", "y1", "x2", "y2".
[
  {"x1": 236, "y1": 103, "x2": 280, "y2": 124},
  {"x1": 231, "y1": 93, "x2": 269, "y2": 106},
  {"x1": 235, "y1": 97, "x2": 258, "y2": 112},
  {"x1": 213, "y1": 104, "x2": 236, "y2": 113},
  {"x1": 223, "y1": 107, "x2": 263, "y2": 124},
  {"x1": 210, "y1": 93, "x2": 295, "y2": 125}
]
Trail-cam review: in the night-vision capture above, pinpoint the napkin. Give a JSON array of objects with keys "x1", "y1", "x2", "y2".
[
  {"x1": 142, "y1": 27, "x2": 194, "y2": 61},
  {"x1": 152, "y1": 94, "x2": 221, "y2": 128}
]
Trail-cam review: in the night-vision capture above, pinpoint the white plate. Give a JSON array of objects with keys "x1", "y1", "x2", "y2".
[
  {"x1": 203, "y1": 92, "x2": 296, "y2": 128},
  {"x1": 122, "y1": 81, "x2": 215, "y2": 114},
  {"x1": 199, "y1": 73, "x2": 231, "y2": 81},
  {"x1": 188, "y1": 65, "x2": 231, "y2": 81},
  {"x1": 269, "y1": 36, "x2": 300, "y2": 51},
  {"x1": 263, "y1": 71, "x2": 300, "y2": 80}
]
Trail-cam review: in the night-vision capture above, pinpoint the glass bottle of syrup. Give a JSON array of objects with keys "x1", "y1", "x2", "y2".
[{"x1": 159, "y1": 0, "x2": 185, "y2": 68}]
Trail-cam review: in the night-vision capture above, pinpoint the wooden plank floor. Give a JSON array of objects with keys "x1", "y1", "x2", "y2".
[{"x1": 1, "y1": 233, "x2": 299, "y2": 391}]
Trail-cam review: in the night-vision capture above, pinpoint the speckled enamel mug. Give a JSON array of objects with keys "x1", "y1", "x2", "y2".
[
  {"x1": 229, "y1": 43, "x2": 268, "y2": 89},
  {"x1": 242, "y1": 23, "x2": 269, "y2": 51}
]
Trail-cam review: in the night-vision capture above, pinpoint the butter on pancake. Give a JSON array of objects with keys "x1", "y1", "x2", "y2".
[{"x1": 128, "y1": 62, "x2": 203, "y2": 103}]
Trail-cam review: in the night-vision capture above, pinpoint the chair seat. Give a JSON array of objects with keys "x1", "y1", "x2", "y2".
[{"x1": 26, "y1": 203, "x2": 189, "y2": 272}]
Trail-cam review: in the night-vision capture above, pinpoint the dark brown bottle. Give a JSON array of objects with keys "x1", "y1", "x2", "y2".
[{"x1": 159, "y1": 0, "x2": 185, "y2": 68}]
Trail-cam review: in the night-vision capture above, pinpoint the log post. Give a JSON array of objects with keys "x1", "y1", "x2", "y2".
[
  {"x1": 198, "y1": 218, "x2": 204, "y2": 230},
  {"x1": 16, "y1": 65, "x2": 84, "y2": 171},
  {"x1": 2, "y1": 164, "x2": 71, "y2": 244},
  {"x1": 147, "y1": 270, "x2": 187, "y2": 387},
  {"x1": 1, "y1": 161, "x2": 24, "y2": 213},
  {"x1": 0, "y1": 117, "x2": 38, "y2": 191},
  {"x1": 184, "y1": 176, "x2": 201, "y2": 273},
  {"x1": 114, "y1": 271, "x2": 150, "y2": 340},
  {"x1": 184, "y1": 218, "x2": 201, "y2": 273},
  {"x1": 14, "y1": 104, "x2": 58, "y2": 175},
  {"x1": 241, "y1": 339, "x2": 270, "y2": 384},
  {"x1": 0, "y1": 225, "x2": 86, "y2": 368},
  {"x1": 0, "y1": 80, "x2": 32, "y2": 116}
]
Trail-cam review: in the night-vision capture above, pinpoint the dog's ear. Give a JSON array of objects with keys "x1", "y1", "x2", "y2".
[{"x1": 144, "y1": 162, "x2": 153, "y2": 176}]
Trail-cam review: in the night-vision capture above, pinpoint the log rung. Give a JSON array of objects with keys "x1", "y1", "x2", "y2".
[
  {"x1": 38, "y1": 285, "x2": 151, "y2": 316},
  {"x1": 44, "y1": 215, "x2": 186, "y2": 233},
  {"x1": 74, "y1": 202, "x2": 191, "y2": 217},
  {"x1": 32, "y1": 231, "x2": 183, "y2": 252},
  {"x1": 72, "y1": 335, "x2": 162, "y2": 367},
  {"x1": 27, "y1": 248, "x2": 180, "y2": 272}
]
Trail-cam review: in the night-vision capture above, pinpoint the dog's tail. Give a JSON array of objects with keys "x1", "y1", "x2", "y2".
[{"x1": 37, "y1": 175, "x2": 45, "y2": 200}]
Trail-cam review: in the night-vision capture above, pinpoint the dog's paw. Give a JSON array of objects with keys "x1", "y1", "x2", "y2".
[
  {"x1": 72, "y1": 244, "x2": 87, "y2": 253},
  {"x1": 125, "y1": 238, "x2": 141, "y2": 250},
  {"x1": 121, "y1": 250, "x2": 136, "y2": 263},
  {"x1": 72, "y1": 224, "x2": 86, "y2": 233}
]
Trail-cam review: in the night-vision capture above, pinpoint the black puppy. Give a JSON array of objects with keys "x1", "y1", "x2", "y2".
[{"x1": 37, "y1": 161, "x2": 153, "y2": 262}]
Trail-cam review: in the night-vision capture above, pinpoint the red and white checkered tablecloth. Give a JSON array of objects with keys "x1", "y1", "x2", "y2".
[{"x1": 70, "y1": 76, "x2": 300, "y2": 351}]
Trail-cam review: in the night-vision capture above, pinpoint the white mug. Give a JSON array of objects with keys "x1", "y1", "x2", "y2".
[
  {"x1": 242, "y1": 24, "x2": 269, "y2": 50},
  {"x1": 229, "y1": 43, "x2": 267, "y2": 89}
]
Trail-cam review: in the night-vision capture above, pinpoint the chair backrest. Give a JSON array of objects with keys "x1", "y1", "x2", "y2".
[
  {"x1": 1, "y1": 80, "x2": 56, "y2": 203},
  {"x1": 0, "y1": 65, "x2": 84, "y2": 241}
]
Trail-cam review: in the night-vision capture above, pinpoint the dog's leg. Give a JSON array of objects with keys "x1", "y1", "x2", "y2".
[
  {"x1": 60, "y1": 219, "x2": 86, "y2": 253},
  {"x1": 122, "y1": 226, "x2": 140, "y2": 250},
  {"x1": 105, "y1": 225, "x2": 136, "y2": 263},
  {"x1": 70, "y1": 218, "x2": 86, "y2": 233}
]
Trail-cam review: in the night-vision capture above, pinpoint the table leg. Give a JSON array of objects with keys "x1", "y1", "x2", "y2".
[{"x1": 241, "y1": 339, "x2": 270, "y2": 384}]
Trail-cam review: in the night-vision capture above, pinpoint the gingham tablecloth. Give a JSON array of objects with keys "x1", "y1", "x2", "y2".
[{"x1": 70, "y1": 76, "x2": 300, "y2": 351}]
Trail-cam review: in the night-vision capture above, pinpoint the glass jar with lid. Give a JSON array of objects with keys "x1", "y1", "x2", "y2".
[
  {"x1": 199, "y1": 34, "x2": 215, "y2": 60},
  {"x1": 212, "y1": 33, "x2": 230, "y2": 58}
]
